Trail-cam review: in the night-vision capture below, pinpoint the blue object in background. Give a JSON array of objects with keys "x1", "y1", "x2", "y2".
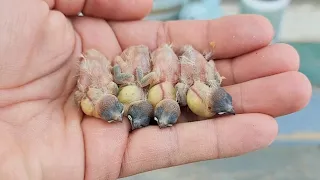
[{"x1": 179, "y1": 0, "x2": 223, "y2": 20}]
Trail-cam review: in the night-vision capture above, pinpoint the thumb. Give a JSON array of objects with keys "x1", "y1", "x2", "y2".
[{"x1": 45, "y1": 0, "x2": 153, "y2": 20}]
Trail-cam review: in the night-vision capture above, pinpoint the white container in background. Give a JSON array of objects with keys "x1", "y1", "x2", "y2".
[
  {"x1": 179, "y1": 0, "x2": 223, "y2": 20},
  {"x1": 144, "y1": 0, "x2": 190, "y2": 20},
  {"x1": 239, "y1": 0, "x2": 292, "y2": 43}
]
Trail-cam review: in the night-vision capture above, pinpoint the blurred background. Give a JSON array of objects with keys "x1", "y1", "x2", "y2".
[{"x1": 122, "y1": 0, "x2": 320, "y2": 179}]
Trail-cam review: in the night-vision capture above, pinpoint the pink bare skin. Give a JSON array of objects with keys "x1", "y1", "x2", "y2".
[
  {"x1": 113, "y1": 45, "x2": 152, "y2": 86},
  {"x1": 145, "y1": 44, "x2": 181, "y2": 127},
  {"x1": 176, "y1": 45, "x2": 220, "y2": 107},
  {"x1": 113, "y1": 45, "x2": 154, "y2": 130},
  {"x1": 148, "y1": 44, "x2": 180, "y2": 86},
  {"x1": 0, "y1": 1, "x2": 312, "y2": 180},
  {"x1": 178, "y1": 45, "x2": 213, "y2": 87},
  {"x1": 176, "y1": 45, "x2": 235, "y2": 117}
]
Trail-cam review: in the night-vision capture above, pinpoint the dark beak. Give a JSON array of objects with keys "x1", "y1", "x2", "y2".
[
  {"x1": 112, "y1": 115, "x2": 123, "y2": 122},
  {"x1": 228, "y1": 108, "x2": 236, "y2": 115}
]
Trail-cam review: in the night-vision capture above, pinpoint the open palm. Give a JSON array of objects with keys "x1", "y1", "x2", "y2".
[{"x1": 0, "y1": 0, "x2": 312, "y2": 179}]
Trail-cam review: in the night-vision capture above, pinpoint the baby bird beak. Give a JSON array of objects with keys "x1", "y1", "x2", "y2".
[
  {"x1": 217, "y1": 107, "x2": 235, "y2": 115},
  {"x1": 154, "y1": 99, "x2": 181, "y2": 128},
  {"x1": 212, "y1": 87, "x2": 236, "y2": 116},
  {"x1": 228, "y1": 108, "x2": 236, "y2": 115},
  {"x1": 110, "y1": 114, "x2": 123, "y2": 122},
  {"x1": 127, "y1": 100, "x2": 154, "y2": 130},
  {"x1": 97, "y1": 94, "x2": 125, "y2": 123}
]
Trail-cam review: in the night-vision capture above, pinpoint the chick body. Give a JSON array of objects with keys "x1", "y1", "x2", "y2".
[
  {"x1": 146, "y1": 44, "x2": 181, "y2": 128},
  {"x1": 177, "y1": 44, "x2": 235, "y2": 118},
  {"x1": 74, "y1": 49, "x2": 124, "y2": 122},
  {"x1": 113, "y1": 45, "x2": 154, "y2": 130}
]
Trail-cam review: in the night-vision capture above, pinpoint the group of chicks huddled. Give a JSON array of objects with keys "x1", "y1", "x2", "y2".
[{"x1": 74, "y1": 43, "x2": 235, "y2": 131}]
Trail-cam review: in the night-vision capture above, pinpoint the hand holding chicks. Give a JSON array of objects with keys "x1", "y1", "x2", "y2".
[
  {"x1": 74, "y1": 42, "x2": 235, "y2": 130},
  {"x1": 1, "y1": 0, "x2": 313, "y2": 179}
]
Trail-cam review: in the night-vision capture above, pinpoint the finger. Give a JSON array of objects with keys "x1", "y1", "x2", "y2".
[
  {"x1": 82, "y1": 0, "x2": 153, "y2": 20},
  {"x1": 82, "y1": 117, "x2": 130, "y2": 180},
  {"x1": 109, "y1": 14, "x2": 274, "y2": 59},
  {"x1": 71, "y1": 16, "x2": 122, "y2": 60},
  {"x1": 72, "y1": 17, "x2": 131, "y2": 179},
  {"x1": 43, "y1": 0, "x2": 83, "y2": 15},
  {"x1": 179, "y1": 71, "x2": 312, "y2": 122},
  {"x1": 215, "y1": 43, "x2": 300, "y2": 86},
  {"x1": 119, "y1": 113, "x2": 278, "y2": 177},
  {"x1": 0, "y1": 0, "x2": 76, "y2": 89},
  {"x1": 225, "y1": 71, "x2": 312, "y2": 117},
  {"x1": 45, "y1": 0, "x2": 153, "y2": 20}
]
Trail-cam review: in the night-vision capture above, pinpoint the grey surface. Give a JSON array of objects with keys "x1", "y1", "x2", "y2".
[
  {"x1": 276, "y1": 86, "x2": 320, "y2": 135},
  {"x1": 122, "y1": 145, "x2": 320, "y2": 180}
]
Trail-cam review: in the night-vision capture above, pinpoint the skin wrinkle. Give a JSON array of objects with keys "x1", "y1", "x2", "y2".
[
  {"x1": 1, "y1": 9, "x2": 74, "y2": 92},
  {"x1": 0, "y1": 1, "x2": 49, "y2": 89},
  {"x1": 163, "y1": 127, "x2": 180, "y2": 168},
  {"x1": 155, "y1": 22, "x2": 162, "y2": 48},
  {"x1": 119, "y1": 130, "x2": 151, "y2": 177},
  {"x1": 13, "y1": 100, "x2": 54, "y2": 139},
  {"x1": 211, "y1": 119, "x2": 221, "y2": 159},
  {"x1": 0, "y1": 59, "x2": 71, "y2": 108},
  {"x1": 204, "y1": 20, "x2": 211, "y2": 54},
  {"x1": 108, "y1": 20, "x2": 124, "y2": 51},
  {"x1": 163, "y1": 22, "x2": 172, "y2": 47},
  {"x1": 38, "y1": 100, "x2": 83, "y2": 179},
  {"x1": 0, "y1": 54, "x2": 66, "y2": 90},
  {"x1": 69, "y1": 23, "x2": 90, "y2": 180},
  {"x1": 60, "y1": 29, "x2": 83, "y2": 99},
  {"x1": 59, "y1": 66, "x2": 74, "y2": 99},
  {"x1": 119, "y1": 136, "x2": 132, "y2": 177},
  {"x1": 43, "y1": 0, "x2": 55, "y2": 8},
  {"x1": 0, "y1": 144, "x2": 26, "y2": 179},
  {"x1": 20, "y1": 128, "x2": 43, "y2": 180},
  {"x1": 238, "y1": 82, "x2": 245, "y2": 114},
  {"x1": 229, "y1": 57, "x2": 237, "y2": 85},
  {"x1": 0, "y1": 99, "x2": 52, "y2": 127},
  {"x1": 80, "y1": 0, "x2": 87, "y2": 13},
  {"x1": 156, "y1": 21, "x2": 171, "y2": 48}
]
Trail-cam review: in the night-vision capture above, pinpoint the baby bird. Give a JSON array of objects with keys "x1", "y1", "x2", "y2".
[
  {"x1": 142, "y1": 43, "x2": 181, "y2": 128},
  {"x1": 74, "y1": 49, "x2": 124, "y2": 122},
  {"x1": 175, "y1": 44, "x2": 235, "y2": 118},
  {"x1": 112, "y1": 45, "x2": 154, "y2": 130}
]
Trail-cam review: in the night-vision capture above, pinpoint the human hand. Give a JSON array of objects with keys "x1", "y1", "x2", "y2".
[{"x1": 0, "y1": 0, "x2": 312, "y2": 180}]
